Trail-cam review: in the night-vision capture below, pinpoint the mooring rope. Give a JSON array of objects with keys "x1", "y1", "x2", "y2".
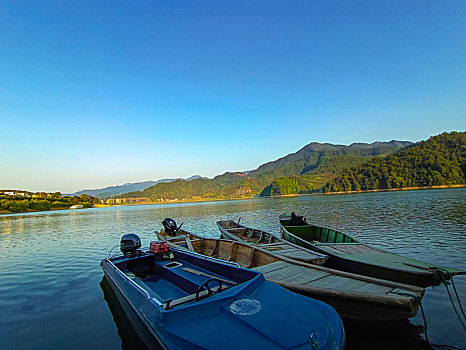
[
  {"x1": 433, "y1": 268, "x2": 466, "y2": 332},
  {"x1": 419, "y1": 300, "x2": 464, "y2": 350},
  {"x1": 388, "y1": 290, "x2": 465, "y2": 350},
  {"x1": 450, "y1": 277, "x2": 466, "y2": 320}
]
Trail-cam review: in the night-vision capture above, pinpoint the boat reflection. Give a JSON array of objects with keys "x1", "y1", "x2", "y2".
[
  {"x1": 100, "y1": 277, "x2": 155, "y2": 350},
  {"x1": 343, "y1": 318, "x2": 428, "y2": 350}
]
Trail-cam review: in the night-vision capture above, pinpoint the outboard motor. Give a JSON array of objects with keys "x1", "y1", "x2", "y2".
[
  {"x1": 162, "y1": 218, "x2": 178, "y2": 235},
  {"x1": 289, "y1": 212, "x2": 307, "y2": 226},
  {"x1": 120, "y1": 234, "x2": 142, "y2": 257}
]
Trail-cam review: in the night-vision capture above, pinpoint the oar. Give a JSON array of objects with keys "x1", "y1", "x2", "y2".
[{"x1": 182, "y1": 267, "x2": 238, "y2": 285}]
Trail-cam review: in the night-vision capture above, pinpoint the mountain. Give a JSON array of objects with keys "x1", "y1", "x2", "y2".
[
  {"x1": 324, "y1": 132, "x2": 466, "y2": 193},
  {"x1": 121, "y1": 140, "x2": 411, "y2": 201},
  {"x1": 122, "y1": 172, "x2": 247, "y2": 200},
  {"x1": 252, "y1": 141, "x2": 412, "y2": 196},
  {"x1": 71, "y1": 175, "x2": 206, "y2": 198}
]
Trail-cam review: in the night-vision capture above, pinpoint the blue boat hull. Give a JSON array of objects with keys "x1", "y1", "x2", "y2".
[
  {"x1": 101, "y1": 248, "x2": 345, "y2": 350},
  {"x1": 103, "y1": 263, "x2": 167, "y2": 349}
]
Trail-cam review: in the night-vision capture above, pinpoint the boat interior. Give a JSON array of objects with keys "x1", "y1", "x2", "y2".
[
  {"x1": 162, "y1": 235, "x2": 281, "y2": 269},
  {"x1": 217, "y1": 220, "x2": 279, "y2": 244},
  {"x1": 112, "y1": 249, "x2": 258, "y2": 310},
  {"x1": 282, "y1": 219, "x2": 358, "y2": 244}
]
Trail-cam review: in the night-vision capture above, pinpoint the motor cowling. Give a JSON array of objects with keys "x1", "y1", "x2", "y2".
[
  {"x1": 162, "y1": 218, "x2": 178, "y2": 234},
  {"x1": 120, "y1": 234, "x2": 141, "y2": 257}
]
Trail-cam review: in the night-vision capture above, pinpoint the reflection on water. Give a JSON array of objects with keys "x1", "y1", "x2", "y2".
[
  {"x1": 343, "y1": 319, "x2": 427, "y2": 350},
  {"x1": 0, "y1": 188, "x2": 465, "y2": 349},
  {"x1": 100, "y1": 277, "x2": 149, "y2": 350}
]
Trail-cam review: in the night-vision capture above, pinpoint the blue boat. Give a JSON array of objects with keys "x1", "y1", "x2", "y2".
[{"x1": 101, "y1": 234, "x2": 345, "y2": 350}]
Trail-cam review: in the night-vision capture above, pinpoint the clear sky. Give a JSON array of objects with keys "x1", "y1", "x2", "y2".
[{"x1": 1, "y1": 1, "x2": 465, "y2": 193}]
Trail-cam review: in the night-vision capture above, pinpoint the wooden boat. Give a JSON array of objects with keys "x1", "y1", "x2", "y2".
[
  {"x1": 101, "y1": 234, "x2": 345, "y2": 350},
  {"x1": 156, "y1": 226, "x2": 425, "y2": 321},
  {"x1": 217, "y1": 219, "x2": 328, "y2": 265},
  {"x1": 279, "y1": 213, "x2": 466, "y2": 287}
]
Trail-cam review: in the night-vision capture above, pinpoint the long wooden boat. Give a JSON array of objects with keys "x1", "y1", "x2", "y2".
[
  {"x1": 217, "y1": 219, "x2": 328, "y2": 265},
  {"x1": 102, "y1": 235, "x2": 345, "y2": 350},
  {"x1": 279, "y1": 213, "x2": 465, "y2": 287},
  {"x1": 156, "y1": 227, "x2": 425, "y2": 321}
]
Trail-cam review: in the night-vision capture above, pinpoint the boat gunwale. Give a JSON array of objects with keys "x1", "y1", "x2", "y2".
[
  {"x1": 160, "y1": 229, "x2": 425, "y2": 294},
  {"x1": 280, "y1": 223, "x2": 437, "y2": 278},
  {"x1": 280, "y1": 214, "x2": 465, "y2": 273},
  {"x1": 101, "y1": 260, "x2": 170, "y2": 350},
  {"x1": 102, "y1": 257, "x2": 165, "y2": 306},
  {"x1": 155, "y1": 227, "x2": 426, "y2": 321},
  {"x1": 217, "y1": 219, "x2": 328, "y2": 260}
]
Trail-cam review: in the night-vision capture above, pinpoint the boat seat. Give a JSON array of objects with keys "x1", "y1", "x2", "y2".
[{"x1": 163, "y1": 285, "x2": 228, "y2": 310}]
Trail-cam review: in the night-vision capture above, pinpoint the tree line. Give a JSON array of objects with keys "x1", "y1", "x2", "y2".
[
  {"x1": 0, "y1": 193, "x2": 99, "y2": 213},
  {"x1": 324, "y1": 132, "x2": 465, "y2": 192}
]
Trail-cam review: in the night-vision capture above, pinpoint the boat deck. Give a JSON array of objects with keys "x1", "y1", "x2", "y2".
[
  {"x1": 253, "y1": 261, "x2": 421, "y2": 297},
  {"x1": 218, "y1": 223, "x2": 327, "y2": 265},
  {"x1": 117, "y1": 255, "x2": 241, "y2": 310},
  {"x1": 257, "y1": 242, "x2": 326, "y2": 264}
]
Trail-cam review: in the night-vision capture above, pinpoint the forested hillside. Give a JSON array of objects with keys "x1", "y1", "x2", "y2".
[
  {"x1": 324, "y1": 132, "x2": 466, "y2": 193},
  {"x1": 121, "y1": 140, "x2": 409, "y2": 201},
  {"x1": 123, "y1": 172, "x2": 251, "y2": 201}
]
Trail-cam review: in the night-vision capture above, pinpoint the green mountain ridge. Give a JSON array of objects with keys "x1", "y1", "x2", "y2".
[
  {"x1": 324, "y1": 132, "x2": 466, "y2": 192},
  {"x1": 121, "y1": 140, "x2": 411, "y2": 201}
]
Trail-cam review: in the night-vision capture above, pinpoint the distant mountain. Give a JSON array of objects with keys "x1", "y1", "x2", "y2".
[
  {"x1": 122, "y1": 172, "x2": 246, "y2": 200},
  {"x1": 185, "y1": 175, "x2": 208, "y2": 181},
  {"x1": 249, "y1": 141, "x2": 412, "y2": 179},
  {"x1": 120, "y1": 140, "x2": 411, "y2": 201},
  {"x1": 324, "y1": 132, "x2": 465, "y2": 192},
  {"x1": 71, "y1": 175, "x2": 207, "y2": 198},
  {"x1": 257, "y1": 141, "x2": 412, "y2": 196}
]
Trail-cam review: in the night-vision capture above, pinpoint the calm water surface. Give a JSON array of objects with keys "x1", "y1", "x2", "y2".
[{"x1": 1, "y1": 188, "x2": 465, "y2": 349}]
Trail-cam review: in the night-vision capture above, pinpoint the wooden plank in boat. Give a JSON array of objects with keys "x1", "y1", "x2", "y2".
[
  {"x1": 306, "y1": 274, "x2": 368, "y2": 290},
  {"x1": 267, "y1": 247, "x2": 306, "y2": 256},
  {"x1": 262, "y1": 247, "x2": 294, "y2": 252},
  {"x1": 260, "y1": 243, "x2": 287, "y2": 247},
  {"x1": 278, "y1": 251, "x2": 321, "y2": 261},
  {"x1": 263, "y1": 264, "x2": 309, "y2": 281},
  {"x1": 388, "y1": 288, "x2": 422, "y2": 299},
  {"x1": 276, "y1": 269, "x2": 330, "y2": 285},
  {"x1": 352, "y1": 282, "x2": 394, "y2": 294},
  {"x1": 318, "y1": 243, "x2": 375, "y2": 254},
  {"x1": 306, "y1": 274, "x2": 392, "y2": 294},
  {"x1": 252, "y1": 261, "x2": 289, "y2": 274}
]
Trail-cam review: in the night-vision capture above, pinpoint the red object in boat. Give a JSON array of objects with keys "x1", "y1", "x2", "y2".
[{"x1": 150, "y1": 241, "x2": 169, "y2": 254}]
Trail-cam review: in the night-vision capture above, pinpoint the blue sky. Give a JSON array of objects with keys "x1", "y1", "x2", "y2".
[{"x1": 1, "y1": 1, "x2": 465, "y2": 193}]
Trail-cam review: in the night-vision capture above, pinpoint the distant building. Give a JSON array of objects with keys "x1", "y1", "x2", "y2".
[
  {"x1": 1, "y1": 190, "x2": 31, "y2": 197},
  {"x1": 106, "y1": 197, "x2": 150, "y2": 204}
]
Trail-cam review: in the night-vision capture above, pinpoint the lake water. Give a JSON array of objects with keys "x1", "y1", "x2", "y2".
[{"x1": 1, "y1": 188, "x2": 465, "y2": 349}]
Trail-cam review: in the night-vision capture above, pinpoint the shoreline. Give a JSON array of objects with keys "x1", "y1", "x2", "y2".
[
  {"x1": 324, "y1": 184, "x2": 466, "y2": 195},
  {"x1": 0, "y1": 206, "x2": 87, "y2": 215},
  {"x1": 1, "y1": 185, "x2": 464, "y2": 215}
]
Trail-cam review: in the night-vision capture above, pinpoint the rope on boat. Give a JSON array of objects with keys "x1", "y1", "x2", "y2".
[
  {"x1": 387, "y1": 291, "x2": 464, "y2": 350},
  {"x1": 451, "y1": 278, "x2": 466, "y2": 320},
  {"x1": 432, "y1": 268, "x2": 466, "y2": 333},
  {"x1": 387, "y1": 291, "x2": 431, "y2": 346},
  {"x1": 417, "y1": 300, "x2": 464, "y2": 350}
]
